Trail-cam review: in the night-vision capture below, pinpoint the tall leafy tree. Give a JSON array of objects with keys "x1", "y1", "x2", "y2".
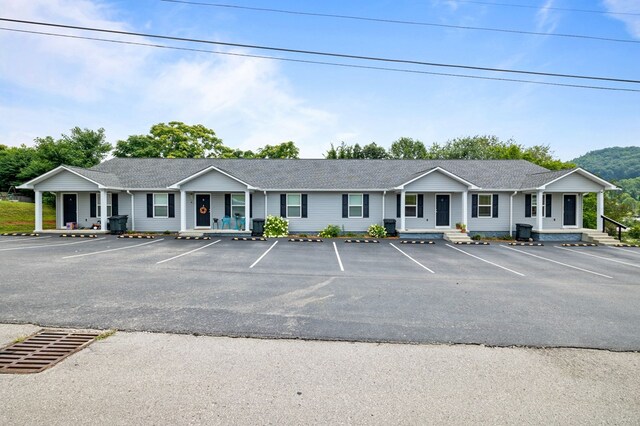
[
  {"x1": 0, "y1": 145, "x2": 37, "y2": 191},
  {"x1": 325, "y1": 142, "x2": 388, "y2": 159},
  {"x1": 255, "y1": 141, "x2": 300, "y2": 159},
  {"x1": 114, "y1": 122, "x2": 226, "y2": 158},
  {"x1": 388, "y1": 137, "x2": 428, "y2": 159}
]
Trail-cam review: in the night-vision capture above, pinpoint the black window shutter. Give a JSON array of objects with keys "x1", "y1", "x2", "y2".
[
  {"x1": 168, "y1": 194, "x2": 175, "y2": 218},
  {"x1": 147, "y1": 194, "x2": 153, "y2": 218},
  {"x1": 492, "y1": 194, "x2": 498, "y2": 218},
  {"x1": 250, "y1": 194, "x2": 253, "y2": 218},
  {"x1": 525, "y1": 194, "x2": 532, "y2": 218},
  {"x1": 342, "y1": 194, "x2": 348, "y2": 218},
  {"x1": 280, "y1": 194, "x2": 287, "y2": 217},
  {"x1": 545, "y1": 194, "x2": 552, "y2": 217},
  {"x1": 417, "y1": 194, "x2": 424, "y2": 218},
  {"x1": 224, "y1": 194, "x2": 231, "y2": 216},
  {"x1": 471, "y1": 194, "x2": 478, "y2": 218},
  {"x1": 396, "y1": 194, "x2": 401, "y2": 218},
  {"x1": 363, "y1": 194, "x2": 369, "y2": 218},
  {"x1": 90, "y1": 193, "x2": 97, "y2": 217},
  {"x1": 302, "y1": 194, "x2": 308, "y2": 218},
  {"x1": 112, "y1": 193, "x2": 119, "y2": 216}
]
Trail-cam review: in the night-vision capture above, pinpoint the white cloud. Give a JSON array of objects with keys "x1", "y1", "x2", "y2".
[
  {"x1": 536, "y1": 0, "x2": 560, "y2": 34},
  {"x1": 603, "y1": 0, "x2": 640, "y2": 38}
]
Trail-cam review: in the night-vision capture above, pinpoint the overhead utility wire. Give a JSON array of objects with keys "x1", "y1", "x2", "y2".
[
  {"x1": 159, "y1": 0, "x2": 639, "y2": 45},
  {"x1": 3, "y1": 27, "x2": 638, "y2": 93},
  {"x1": 2, "y1": 17, "x2": 639, "y2": 85},
  {"x1": 453, "y1": 0, "x2": 640, "y2": 16}
]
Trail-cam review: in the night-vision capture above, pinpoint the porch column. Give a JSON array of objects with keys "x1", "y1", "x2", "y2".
[
  {"x1": 180, "y1": 190, "x2": 187, "y2": 233},
  {"x1": 244, "y1": 190, "x2": 250, "y2": 230},
  {"x1": 536, "y1": 190, "x2": 544, "y2": 231},
  {"x1": 461, "y1": 191, "x2": 468, "y2": 228},
  {"x1": 597, "y1": 190, "x2": 604, "y2": 231},
  {"x1": 34, "y1": 190, "x2": 43, "y2": 232},
  {"x1": 100, "y1": 189, "x2": 108, "y2": 231},
  {"x1": 382, "y1": 191, "x2": 386, "y2": 222},
  {"x1": 400, "y1": 190, "x2": 406, "y2": 231},
  {"x1": 264, "y1": 191, "x2": 268, "y2": 219},
  {"x1": 129, "y1": 192, "x2": 135, "y2": 232}
]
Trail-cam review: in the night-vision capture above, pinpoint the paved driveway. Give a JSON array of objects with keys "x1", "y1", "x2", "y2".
[{"x1": 1, "y1": 235, "x2": 638, "y2": 350}]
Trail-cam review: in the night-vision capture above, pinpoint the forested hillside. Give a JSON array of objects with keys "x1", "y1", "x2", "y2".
[{"x1": 572, "y1": 147, "x2": 640, "y2": 181}]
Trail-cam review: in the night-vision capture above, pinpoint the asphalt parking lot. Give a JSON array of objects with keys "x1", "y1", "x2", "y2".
[{"x1": 0, "y1": 235, "x2": 639, "y2": 350}]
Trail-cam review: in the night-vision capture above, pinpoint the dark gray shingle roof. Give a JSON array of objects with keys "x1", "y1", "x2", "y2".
[{"x1": 86, "y1": 158, "x2": 557, "y2": 190}]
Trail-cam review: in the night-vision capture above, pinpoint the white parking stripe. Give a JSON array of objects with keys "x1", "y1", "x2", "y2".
[
  {"x1": 333, "y1": 242, "x2": 344, "y2": 272},
  {"x1": 156, "y1": 240, "x2": 221, "y2": 264},
  {"x1": 62, "y1": 238, "x2": 164, "y2": 259},
  {"x1": 389, "y1": 243, "x2": 435, "y2": 273},
  {"x1": 501, "y1": 245, "x2": 612, "y2": 279},
  {"x1": 0, "y1": 238, "x2": 105, "y2": 252},
  {"x1": 446, "y1": 244, "x2": 525, "y2": 276},
  {"x1": 0, "y1": 236, "x2": 52, "y2": 244},
  {"x1": 249, "y1": 240, "x2": 278, "y2": 269},
  {"x1": 556, "y1": 246, "x2": 640, "y2": 269},
  {"x1": 609, "y1": 247, "x2": 640, "y2": 257}
]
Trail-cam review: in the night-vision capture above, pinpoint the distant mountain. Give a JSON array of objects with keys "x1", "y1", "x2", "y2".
[{"x1": 572, "y1": 146, "x2": 640, "y2": 181}]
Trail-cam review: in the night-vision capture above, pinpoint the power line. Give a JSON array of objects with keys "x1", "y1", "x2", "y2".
[
  {"x1": 2, "y1": 27, "x2": 639, "y2": 93},
  {"x1": 453, "y1": 0, "x2": 640, "y2": 16},
  {"x1": 159, "y1": 0, "x2": 640, "y2": 45},
  {"x1": 2, "y1": 17, "x2": 639, "y2": 85}
]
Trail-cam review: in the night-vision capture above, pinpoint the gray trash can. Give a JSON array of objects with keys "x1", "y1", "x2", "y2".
[
  {"x1": 252, "y1": 218, "x2": 265, "y2": 237},
  {"x1": 516, "y1": 223, "x2": 532, "y2": 241},
  {"x1": 108, "y1": 215, "x2": 128, "y2": 235},
  {"x1": 383, "y1": 219, "x2": 397, "y2": 237}
]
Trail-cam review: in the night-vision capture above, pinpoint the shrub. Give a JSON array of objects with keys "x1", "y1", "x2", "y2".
[
  {"x1": 471, "y1": 234, "x2": 482, "y2": 240},
  {"x1": 319, "y1": 224, "x2": 341, "y2": 238},
  {"x1": 263, "y1": 215, "x2": 289, "y2": 237},
  {"x1": 628, "y1": 223, "x2": 640, "y2": 239},
  {"x1": 367, "y1": 224, "x2": 386, "y2": 238}
]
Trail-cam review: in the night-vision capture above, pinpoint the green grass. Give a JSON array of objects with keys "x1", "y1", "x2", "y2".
[{"x1": 0, "y1": 201, "x2": 56, "y2": 233}]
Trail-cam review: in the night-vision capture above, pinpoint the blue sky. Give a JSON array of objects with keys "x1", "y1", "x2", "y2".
[{"x1": 0, "y1": 0, "x2": 638, "y2": 160}]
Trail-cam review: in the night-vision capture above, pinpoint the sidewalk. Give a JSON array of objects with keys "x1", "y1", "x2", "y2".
[{"x1": 1, "y1": 324, "x2": 639, "y2": 425}]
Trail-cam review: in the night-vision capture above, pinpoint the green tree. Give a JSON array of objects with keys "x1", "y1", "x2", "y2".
[
  {"x1": 572, "y1": 147, "x2": 640, "y2": 181},
  {"x1": 114, "y1": 122, "x2": 226, "y2": 158},
  {"x1": 325, "y1": 142, "x2": 388, "y2": 159},
  {"x1": 389, "y1": 137, "x2": 428, "y2": 159},
  {"x1": 255, "y1": 141, "x2": 300, "y2": 159},
  {"x1": 0, "y1": 145, "x2": 37, "y2": 191},
  {"x1": 361, "y1": 142, "x2": 389, "y2": 159}
]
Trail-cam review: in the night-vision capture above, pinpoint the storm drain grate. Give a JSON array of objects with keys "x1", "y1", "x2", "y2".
[{"x1": 0, "y1": 330, "x2": 100, "y2": 374}]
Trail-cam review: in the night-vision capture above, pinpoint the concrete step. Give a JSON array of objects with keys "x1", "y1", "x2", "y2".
[{"x1": 443, "y1": 231, "x2": 473, "y2": 243}]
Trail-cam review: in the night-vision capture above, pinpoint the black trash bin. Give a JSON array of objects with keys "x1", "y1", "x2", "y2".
[
  {"x1": 515, "y1": 223, "x2": 533, "y2": 241},
  {"x1": 252, "y1": 218, "x2": 265, "y2": 237},
  {"x1": 383, "y1": 218, "x2": 397, "y2": 237},
  {"x1": 108, "y1": 215, "x2": 128, "y2": 235}
]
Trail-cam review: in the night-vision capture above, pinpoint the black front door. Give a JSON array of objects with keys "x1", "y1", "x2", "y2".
[
  {"x1": 563, "y1": 194, "x2": 577, "y2": 226},
  {"x1": 62, "y1": 194, "x2": 77, "y2": 225},
  {"x1": 196, "y1": 194, "x2": 211, "y2": 227},
  {"x1": 436, "y1": 194, "x2": 450, "y2": 227}
]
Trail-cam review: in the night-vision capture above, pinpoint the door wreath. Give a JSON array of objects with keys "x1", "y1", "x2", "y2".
[{"x1": 199, "y1": 206, "x2": 208, "y2": 214}]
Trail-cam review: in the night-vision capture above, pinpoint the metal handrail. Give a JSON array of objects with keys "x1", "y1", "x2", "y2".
[{"x1": 602, "y1": 215, "x2": 627, "y2": 241}]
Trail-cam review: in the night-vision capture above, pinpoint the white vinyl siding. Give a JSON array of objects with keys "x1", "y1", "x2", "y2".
[
  {"x1": 348, "y1": 194, "x2": 363, "y2": 218},
  {"x1": 287, "y1": 194, "x2": 301, "y2": 218},
  {"x1": 405, "y1": 170, "x2": 467, "y2": 192},
  {"x1": 34, "y1": 170, "x2": 99, "y2": 192}
]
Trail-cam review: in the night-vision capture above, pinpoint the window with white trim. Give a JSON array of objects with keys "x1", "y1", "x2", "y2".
[
  {"x1": 348, "y1": 194, "x2": 363, "y2": 218},
  {"x1": 478, "y1": 194, "x2": 492, "y2": 218},
  {"x1": 231, "y1": 193, "x2": 245, "y2": 217},
  {"x1": 287, "y1": 194, "x2": 301, "y2": 218},
  {"x1": 154, "y1": 193, "x2": 168, "y2": 218},
  {"x1": 405, "y1": 194, "x2": 417, "y2": 217},
  {"x1": 531, "y1": 194, "x2": 537, "y2": 217},
  {"x1": 96, "y1": 193, "x2": 112, "y2": 217}
]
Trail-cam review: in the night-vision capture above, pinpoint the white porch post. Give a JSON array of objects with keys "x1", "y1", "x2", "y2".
[
  {"x1": 536, "y1": 190, "x2": 544, "y2": 231},
  {"x1": 180, "y1": 190, "x2": 187, "y2": 233},
  {"x1": 264, "y1": 191, "x2": 268, "y2": 219},
  {"x1": 100, "y1": 189, "x2": 108, "y2": 231},
  {"x1": 129, "y1": 192, "x2": 135, "y2": 232},
  {"x1": 400, "y1": 190, "x2": 406, "y2": 231},
  {"x1": 34, "y1": 190, "x2": 43, "y2": 232},
  {"x1": 244, "y1": 190, "x2": 250, "y2": 230},
  {"x1": 597, "y1": 190, "x2": 604, "y2": 231},
  {"x1": 382, "y1": 191, "x2": 386, "y2": 223},
  {"x1": 461, "y1": 191, "x2": 468, "y2": 228}
]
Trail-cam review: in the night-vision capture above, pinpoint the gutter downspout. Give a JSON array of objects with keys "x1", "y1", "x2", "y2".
[
  {"x1": 509, "y1": 191, "x2": 517, "y2": 237},
  {"x1": 127, "y1": 190, "x2": 135, "y2": 232}
]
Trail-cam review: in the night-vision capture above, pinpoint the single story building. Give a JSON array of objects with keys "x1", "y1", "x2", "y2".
[{"x1": 18, "y1": 158, "x2": 616, "y2": 241}]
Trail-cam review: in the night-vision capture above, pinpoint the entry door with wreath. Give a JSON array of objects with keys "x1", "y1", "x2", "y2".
[{"x1": 196, "y1": 194, "x2": 211, "y2": 228}]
